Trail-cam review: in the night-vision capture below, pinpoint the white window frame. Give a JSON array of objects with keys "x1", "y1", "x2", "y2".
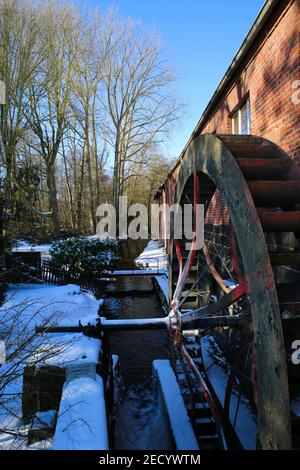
[{"x1": 232, "y1": 97, "x2": 251, "y2": 135}]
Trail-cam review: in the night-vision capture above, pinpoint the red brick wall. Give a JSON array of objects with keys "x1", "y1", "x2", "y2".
[
  {"x1": 158, "y1": 0, "x2": 300, "y2": 244},
  {"x1": 198, "y1": 0, "x2": 300, "y2": 160}
]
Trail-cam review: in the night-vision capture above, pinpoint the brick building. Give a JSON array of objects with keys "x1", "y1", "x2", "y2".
[
  {"x1": 197, "y1": 0, "x2": 300, "y2": 159},
  {"x1": 154, "y1": 0, "x2": 300, "y2": 450},
  {"x1": 156, "y1": 0, "x2": 300, "y2": 236},
  {"x1": 163, "y1": 0, "x2": 299, "y2": 189}
]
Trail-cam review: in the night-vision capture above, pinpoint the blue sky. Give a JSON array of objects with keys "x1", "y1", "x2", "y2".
[{"x1": 81, "y1": 0, "x2": 265, "y2": 159}]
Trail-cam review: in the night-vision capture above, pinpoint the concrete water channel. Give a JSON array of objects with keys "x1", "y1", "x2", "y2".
[{"x1": 104, "y1": 241, "x2": 170, "y2": 450}]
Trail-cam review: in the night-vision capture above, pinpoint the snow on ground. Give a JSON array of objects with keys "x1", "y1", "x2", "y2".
[
  {"x1": 135, "y1": 240, "x2": 169, "y2": 300},
  {"x1": 12, "y1": 240, "x2": 52, "y2": 254},
  {"x1": 4, "y1": 283, "x2": 103, "y2": 327},
  {"x1": 135, "y1": 240, "x2": 167, "y2": 271},
  {"x1": 201, "y1": 336, "x2": 256, "y2": 450},
  {"x1": 0, "y1": 283, "x2": 104, "y2": 450}
]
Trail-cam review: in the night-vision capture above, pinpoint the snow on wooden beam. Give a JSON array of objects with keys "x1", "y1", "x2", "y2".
[
  {"x1": 101, "y1": 269, "x2": 165, "y2": 278},
  {"x1": 152, "y1": 360, "x2": 199, "y2": 450}
]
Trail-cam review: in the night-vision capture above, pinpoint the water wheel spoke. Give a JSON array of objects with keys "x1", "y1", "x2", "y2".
[{"x1": 169, "y1": 134, "x2": 294, "y2": 449}]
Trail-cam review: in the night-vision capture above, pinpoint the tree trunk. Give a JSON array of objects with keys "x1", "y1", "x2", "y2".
[
  {"x1": 47, "y1": 162, "x2": 60, "y2": 239},
  {"x1": 62, "y1": 142, "x2": 75, "y2": 232},
  {"x1": 76, "y1": 151, "x2": 85, "y2": 235},
  {"x1": 84, "y1": 115, "x2": 96, "y2": 234},
  {"x1": 91, "y1": 92, "x2": 101, "y2": 208},
  {"x1": 113, "y1": 140, "x2": 120, "y2": 230}
]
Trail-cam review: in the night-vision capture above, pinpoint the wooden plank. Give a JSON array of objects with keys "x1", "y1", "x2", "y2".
[
  {"x1": 248, "y1": 181, "x2": 300, "y2": 206},
  {"x1": 260, "y1": 211, "x2": 300, "y2": 232},
  {"x1": 270, "y1": 252, "x2": 300, "y2": 266},
  {"x1": 236, "y1": 158, "x2": 291, "y2": 180}
]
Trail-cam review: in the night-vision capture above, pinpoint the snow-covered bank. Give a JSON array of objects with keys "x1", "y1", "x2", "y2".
[
  {"x1": 0, "y1": 283, "x2": 105, "y2": 450},
  {"x1": 12, "y1": 240, "x2": 52, "y2": 254},
  {"x1": 53, "y1": 376, "x2": 108, "y2": 450},
  {"x1": 135, "y1": 240, "x2": 167, "y2": 271},
  {"x1": 135, "y1": 240, "x2": 169, "y2": 300}
]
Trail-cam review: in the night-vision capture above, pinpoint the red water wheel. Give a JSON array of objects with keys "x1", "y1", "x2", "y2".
[{"x1": 169, "y1": 134, "x2": 300, "y2": 449}]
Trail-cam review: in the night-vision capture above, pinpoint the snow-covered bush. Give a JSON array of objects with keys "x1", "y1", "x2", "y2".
[{"x1": 49, "y1": 238, "x2": 119, "y2": 278}]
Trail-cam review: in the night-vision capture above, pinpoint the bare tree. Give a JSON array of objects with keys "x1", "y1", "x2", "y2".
[
  {"x1": 70, "y1": 14, "x2": 106, "y2": 233},
  {"x1": 0, "y1": 2, "x2": 182, "y2": 239},
  {"x1": 0, "y1": 0, "x2": 42, "y2": 211},
  {"x1": 24, "y1": 1, "x2": 81, "y2": 238},
  {"x1": 125, "y1": 150, "x2": 174, "y2": 208},
  {"x1": 100, "y1": 10, "x2": 183, "y2": 223}
]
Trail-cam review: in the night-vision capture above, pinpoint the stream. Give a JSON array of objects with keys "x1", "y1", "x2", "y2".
[{"x1": 104, "y1": 241, "x2": 170, "y2": 450}]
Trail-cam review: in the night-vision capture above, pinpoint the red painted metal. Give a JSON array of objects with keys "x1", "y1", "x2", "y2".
[
  {"x1": 180, "y1": 343, "x2": 228, "y2": 449},
  {"x1": 164, "y1": 135, "x2": 295, "y2": 449},
  {"x1": 182, "y1": 279, "x2": 247, "y2": 324},
  {"x1": 173, "y1": 172, "x2": 199, "y2": 303},
  {"x1": 175, "y1": 240, "x2": 183, "y2": 267}
]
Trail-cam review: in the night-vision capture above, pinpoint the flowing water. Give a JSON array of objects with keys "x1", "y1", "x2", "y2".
[{"x1": 104, "y1": 242, "x2": 170, "y2": 450}]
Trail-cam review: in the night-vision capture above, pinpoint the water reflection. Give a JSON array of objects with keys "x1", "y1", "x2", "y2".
[{"x1": 104, "y1": 276, "x2": 169, "y2": 449}]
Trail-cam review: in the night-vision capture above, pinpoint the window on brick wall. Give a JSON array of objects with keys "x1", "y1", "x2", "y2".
[{"x1": 232, "y1": 98, "x2": 251, "y2": 135}]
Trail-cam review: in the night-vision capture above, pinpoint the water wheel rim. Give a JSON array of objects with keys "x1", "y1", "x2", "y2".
[{"x1": 169, "y1": 134, "x2": 291, "y2": 450}]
